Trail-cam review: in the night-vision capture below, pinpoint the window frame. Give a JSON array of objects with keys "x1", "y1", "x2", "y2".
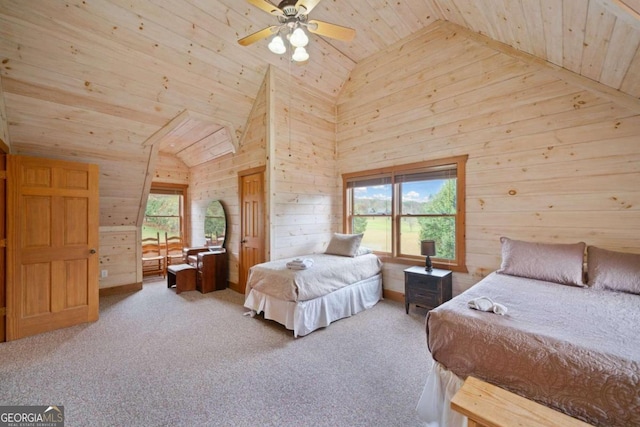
[
  {"x1": 144, "y1": 184, "x2": 188, "y2": 242},
  {"x1": 342, "y1": 155, "x2": 468, "y2": 273}
]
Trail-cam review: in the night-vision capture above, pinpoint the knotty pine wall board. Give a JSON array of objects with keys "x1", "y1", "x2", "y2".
[{"x1": 337, "y1": 21, "x2": 640, "y2": 296}]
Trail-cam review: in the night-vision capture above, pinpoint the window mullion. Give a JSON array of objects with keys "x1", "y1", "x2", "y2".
[{"x1": 392, "y1": 180, "x2": 400, "y2": 258}]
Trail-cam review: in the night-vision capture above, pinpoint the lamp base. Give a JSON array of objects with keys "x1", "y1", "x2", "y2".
[{"x1": 425, "y1": 256, "x2": 433, "y2": 272}]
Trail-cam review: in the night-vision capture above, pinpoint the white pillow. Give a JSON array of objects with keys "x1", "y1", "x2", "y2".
[
  {"x1": 497, "y1": 237, "x2": 586, "y2": 287},
  {"x1": 325, "y1": 233, "x2": 363, "y2": 257}
]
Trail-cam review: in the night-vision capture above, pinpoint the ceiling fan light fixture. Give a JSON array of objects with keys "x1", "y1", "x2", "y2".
[
  {"x1": 239, "y1": 0, "x2": 356, "y2": 65},
  {"x1": 289, "y1": 27, "x2": 309, "y2": 47},
  {"x1": 292, "y1": 46, "x2": 309, "y2": 62},
  {"x1": 268, "y1": 35, "x2": 287, "y2": 54}
]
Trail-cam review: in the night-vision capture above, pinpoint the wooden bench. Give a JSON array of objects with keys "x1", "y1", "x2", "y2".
[
  {"x1": 451, "y1": 376, "x2": 592, "y2": 427},
  {"x1": 167, "y1": 264, "x2": 196, "y2": 294}
]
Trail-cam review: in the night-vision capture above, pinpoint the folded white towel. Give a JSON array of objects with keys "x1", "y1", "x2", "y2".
[
  {"x1": 468, "y1": 296, "x2": 508, "y2": 315},
  {"x1": 286, "y1": 258, "x2": 314, "y2": 270}
]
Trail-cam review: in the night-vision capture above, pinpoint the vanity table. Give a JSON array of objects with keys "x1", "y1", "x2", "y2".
[
  {"x1": 179, "y1": 199, "x2": 229, "y2": 294},
  {"x1": 183, "y1": 247, "x2": 228, "y2": 293}
]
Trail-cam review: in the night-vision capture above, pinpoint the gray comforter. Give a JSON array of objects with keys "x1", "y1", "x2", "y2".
[
  {"x1": 246, "y1": 253, "x2": 382, "y2": 301},
  {"x1": 426, "y1": 272, "x2": 640, "y2": 427}
]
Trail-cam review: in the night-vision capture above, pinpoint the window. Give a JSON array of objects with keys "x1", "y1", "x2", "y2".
[
  {"x1": 343, "y1": 155, "x2": 467, "y2": 272},
  {"x1": 143, "y1": 185, "x2": 187, "y2": 241}
]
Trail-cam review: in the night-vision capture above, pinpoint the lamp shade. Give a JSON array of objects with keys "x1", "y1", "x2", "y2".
[
  {"x1": 292, "y1": 46, "x2": 309, "y2": 62},
  {"x1": 290, "y1": 27, "x2": 309, "y2": 47},
  {"x1": 268, "y1": 35, "x2": 286, "y2": 54},
  {"x1": 420, "y1": 240, "x2": 436, "y2": 256}
]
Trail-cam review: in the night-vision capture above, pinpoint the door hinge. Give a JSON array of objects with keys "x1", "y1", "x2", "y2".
[
  {"x1": 0, "y1": 238, "x2": 6, "y2": 247},
  {"x1": 0, "y1": 307, "x2": 6, "y2": 316},
  {"x1": 0, "y1": 171, "x2": 6, "y2": 179}
]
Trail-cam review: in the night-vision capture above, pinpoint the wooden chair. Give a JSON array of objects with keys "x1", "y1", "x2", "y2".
[
  {"x1": 165, "y1": 232, "x2": 184, "y2": 267},
  {"x1": 142, "y1": 232, "x2": 165, "y2": 277}
]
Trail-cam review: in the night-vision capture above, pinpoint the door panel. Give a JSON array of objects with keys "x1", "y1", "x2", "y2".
[
  {"x1": 22, "y1": 263, "x2": 50, "y2": 317},
  {"x1": 7, "y1": 155, "x2": 99, "y2": 340},
  {"x1": 64, "y1": 198, "x2": 89, "y2": 244},
  {"x1": 238, "y1": 169, "x2": 265, "y2": 293},
  {"x1": 23, "y1": 196, "x2": 51, "y2": 247}
]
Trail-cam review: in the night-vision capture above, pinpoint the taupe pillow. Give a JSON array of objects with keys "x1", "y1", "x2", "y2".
[
  {"x1": 588, "y1": 246, "x2": 640, "y2": 294},
  {"x1": 497, "y1": 237, "x2": 586, "y2": 287},
  {"x1": 325, "y1": 233, "x2": 363, "y2": 257}
]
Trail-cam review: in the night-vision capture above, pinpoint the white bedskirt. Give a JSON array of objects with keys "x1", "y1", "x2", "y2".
[
  {"x1": 416, "y1": 353, "x2": 466, "y2": 427},
  {"x1": 244, "y1": 274, "x2": 382, "y2": 337}
]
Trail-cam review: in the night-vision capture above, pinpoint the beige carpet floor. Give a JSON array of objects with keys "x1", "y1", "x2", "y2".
[{"x1": 0, "y1": 277, "x2": 433, "y2": 426}]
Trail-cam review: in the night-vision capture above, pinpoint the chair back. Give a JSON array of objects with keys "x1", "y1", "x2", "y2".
[
  {"x1": 165, "y1": 232, "x2": 184, "y2": 265},
  {"x1": 142, "y1": 232, "x2": 161, "y2": 257},
  {"x1": 141, "y1": 232, "x2": 165, "y2": 277}
]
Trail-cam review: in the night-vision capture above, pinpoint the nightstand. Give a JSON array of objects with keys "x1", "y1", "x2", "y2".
[{"x1": 404, "y1": 266, "x2": 452, "y2": 314}]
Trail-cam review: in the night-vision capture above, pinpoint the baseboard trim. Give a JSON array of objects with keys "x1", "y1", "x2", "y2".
[
  {"x1": 99, "y1": 282, "x2": 143, "y2": 297},
  {"x1": 227, "y1": 281, "x2": 243, "y2": 294},
  {"x1": 383, "y1": 289, "x2": 404, "y2": 303}
]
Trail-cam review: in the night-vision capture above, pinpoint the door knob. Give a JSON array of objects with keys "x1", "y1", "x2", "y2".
[
  {"x1": 89, "y1": 248, "x2": 97, "y2": 254},
  {"x1": 240, "y1": 239, "x2": 247, "y2": 244}
]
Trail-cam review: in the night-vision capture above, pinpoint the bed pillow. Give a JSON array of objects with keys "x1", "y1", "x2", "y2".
[
  {"x1": 587, "y1": 246, "x2": 640, "y2": 294},
  {"x1": 325, "y1": 233, "x2": 363, "y2": 257},
  {"x1": 497, "y1": 237, "x2": 586, "y2": 287}
]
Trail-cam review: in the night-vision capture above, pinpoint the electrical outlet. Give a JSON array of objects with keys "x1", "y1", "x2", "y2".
[{"x1": 101, "y1": 270, "x2": 108, "y2": 278}]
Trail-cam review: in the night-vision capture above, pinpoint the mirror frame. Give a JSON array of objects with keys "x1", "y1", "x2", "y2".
[{"x1": 204, "y1": 200, "x2": 227, "y2": 250}]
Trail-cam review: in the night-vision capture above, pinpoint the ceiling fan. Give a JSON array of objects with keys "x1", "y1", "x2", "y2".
[{"x1": 238, "y1": 0, "x2": 355, "y2": 61}]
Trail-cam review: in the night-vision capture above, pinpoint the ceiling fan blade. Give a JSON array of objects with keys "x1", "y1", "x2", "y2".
[
  {"x1": 295, "y1": 0, "x2": 322, "y2": 14},
  {"x1": 247, "y1": 0, "x2": 283, "y2": 16},
  {"x1": 307, "y1": 20, "x2": 355, "y2": 42},
  {"x1": 238, "y1": 26, "x2": 279, "y2": 46}
]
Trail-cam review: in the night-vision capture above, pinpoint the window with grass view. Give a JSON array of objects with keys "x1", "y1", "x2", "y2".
[
  {"x1": 344, "y1": 156, "x2": 466, "y2": 270},
  {"x1": 143, "y1": 187, "x2": 185, "y2": 241}
]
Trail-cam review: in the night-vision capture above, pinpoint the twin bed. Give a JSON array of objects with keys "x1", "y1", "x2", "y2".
[
  {"x1": 243, "y1": 233, "x2": 382, "y2": 337},
  {"x1": 417, "y1": 238, "x2": 640, "y2": 427}
]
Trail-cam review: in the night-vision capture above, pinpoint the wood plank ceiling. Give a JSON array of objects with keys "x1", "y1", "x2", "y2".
[{"x1": 0, "y1": 0, "x2": 639, "y2": 227}]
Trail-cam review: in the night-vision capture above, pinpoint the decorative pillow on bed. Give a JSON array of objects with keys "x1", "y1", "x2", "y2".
[
  {"x1": 325, "y1": 233, "x2": 363, "y2": 257},
  {"x1": 497, "y1": 237, "x2": 586, "y2": 287},
  {"x1": 587, "y1": 246, "x2": 640, "y2": 294}
]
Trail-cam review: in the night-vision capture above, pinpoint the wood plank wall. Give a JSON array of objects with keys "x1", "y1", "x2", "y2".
[
  {"x1": 188, "y1": 74, "x2": 268, "y2": 288},
  {"x1": 270, "y1": 68, "x2": 339, "y2": 260},
  {"x1": 337, "y1": 21, "x2": 640, "y2": 295},
  {"x1": 98, "y1": 226, "x2": 138, "y2": 288},
  {"x1": 0, "y1": 75, "x2": 10, "y2": 150},
  {"x1": 154, "y1": 152, "x2": 189, "y2": 184}
]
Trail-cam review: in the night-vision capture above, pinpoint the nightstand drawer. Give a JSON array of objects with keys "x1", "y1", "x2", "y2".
[
  {"x1": 406, "y1": 274, "x2": 439, "y2": 291},
  {"x1": 407, "y1": 288, "x2": 440, "y2": 308}
]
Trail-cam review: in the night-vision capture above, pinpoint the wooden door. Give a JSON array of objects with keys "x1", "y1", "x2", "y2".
[
  {"x1": 6, "y1": 155, "x2": 99, "y2": 340},
  {"x1": 238, "y1": 168, "x2": 265, "y2": 293}
]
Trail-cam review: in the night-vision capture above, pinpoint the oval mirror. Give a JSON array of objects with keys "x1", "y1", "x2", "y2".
[{"x1": 204, "y1": 200, "x2": 227, "y2": 249}]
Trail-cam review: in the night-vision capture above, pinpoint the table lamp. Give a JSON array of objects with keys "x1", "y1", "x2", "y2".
[{"x1": 421, "y1": 240, "x2": 436, "y2": 272}]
